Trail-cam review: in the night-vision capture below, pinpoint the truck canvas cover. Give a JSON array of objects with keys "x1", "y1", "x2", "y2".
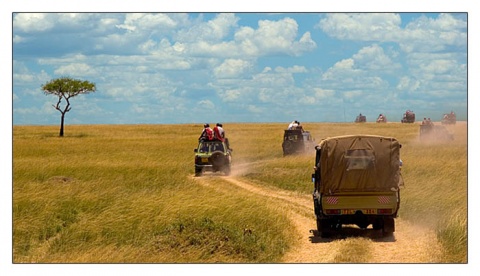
[{"x1": 318, "y1": 135, "x2": 402, "y2": 194}]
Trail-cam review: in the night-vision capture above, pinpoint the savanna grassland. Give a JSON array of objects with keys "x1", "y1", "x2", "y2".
[{"x1": 12, "y1": 122, "x2": 467, "y2": 263}]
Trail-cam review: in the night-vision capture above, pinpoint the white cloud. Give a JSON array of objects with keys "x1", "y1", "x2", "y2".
[
  {"x1": 220, "y1": 89, "x2": 242, "y2": 102},
  {"x1": 13, "y1": 13, "x2": 54, "y2": 32},
  {"x1": 319, "y1": 13, "x2": 466, "y2": 54},
  {"x1": 13, "y1": 73, "x2": 35, "y2": 83},
  {"x1": 344, "y1": 90, "x2": 363, "y2": 100},
  {"x1": 405, "y1": 52, "x2": 467, "y2": 93},
  {"x1": 54, "y1": 63, "x2": 97, "y2": 77},
  {"x1": 352, "y1": 44, "x2": 400, "y2": 72},
  {"x1": 299, "y1": 96, "x2": 316, "y2": 105},
  {"x1": 247, "y1": 105, "x2": 262, "y2": 113},
  {"x1": 396, "y1": 76, "x2": 420, "y2": 92},
  {"x1": 197, "y1": 100, "x2": 215, "y2": 109},
  {"x1": 401, "y1": 14, "x2": 467, "y2": 53},
  {"x1": 318, "y1": 13, "x2": 401, "y2": 41},
  {"x1": 13, "y1": 35, "x2": 27, "y2": 44},
  {"x1": 252, "y1": 69, "x2": 295, "y2": 88},
  {"x1": 116, "y1": 13, "x2": 177, "y2": 32},
  {"x1": 235, "y1": 17, "x2": 316, "y2": 56},
  {"x1": 176, "y1": 13, "x2": 238, "y2": 42},
  {"x1": 274, "y1": 65, "x2": 307, "y2": 74},
  {"x1": 320, "y1": 44, "x2": 401, "y2": 93},
  {"x1": 132, "y1": 104, "x2": 145, "y2": 113},
  {"x1": 214, "y1": 59, "x2": 252, "y2": 79},
  {"x1": 38, "y1": 54, "x2": 88, "y2": 65},
  {"x1": 186, "y1": 16, "x2": 316, "y2": 58},
  {"x1": 314, "y1": 88, "x2": 335, "y2": 99},
  {"x1": 206, "y1": 13, "x2": 239, "y2": 40},
  {"x1": 420, "y1": 59, "x2": 456, "y2": 75},
  {"x1": 293, "y1": 32, "x2": 317, "y2": 56},
  {"x1": 13, "y1": 63, "x2": 51, "y2": 88},
  {"x1": 254, "y1": 18, "x2": 298, "y2": 50},
  {"x1": 322, "y1": 58, "x2": 357, "y2": 81}
]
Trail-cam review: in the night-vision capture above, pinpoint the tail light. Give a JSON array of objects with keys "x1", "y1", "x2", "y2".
[
  {"x1": 378, "y1": 209, "x2": 393, "y2": 214},
  {"x1": 325, "y1": 209, "x2": 341, "y2": 215}
]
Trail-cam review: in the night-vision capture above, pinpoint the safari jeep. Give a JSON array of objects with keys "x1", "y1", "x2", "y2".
[
  {"x1": 311, "y1": 135, "x2": 404, "y2": 237},
  {"x1": 194, "y1": 140, "x2": 232, "y2": 176},
  {"x1": 282, "y1": 129, "x2": 315, "y2": 156}
]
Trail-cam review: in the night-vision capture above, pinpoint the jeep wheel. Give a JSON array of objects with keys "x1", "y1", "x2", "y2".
[
  {"x1": 195, "y1": 167, "x2": 202, "y2": 177},
  {"x1": 283, "y1": 140, "x2": 294, "y2": 155},
  {"x1": 210, "y1": 151, "x2": 225, "y2": 168},
  {"x1": 223, "y1": 165, "x2": 231, "y2": 176}
]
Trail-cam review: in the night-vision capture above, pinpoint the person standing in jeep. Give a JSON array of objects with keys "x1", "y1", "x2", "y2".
[
  {"x1": 288, "y1": 120, "x2": 299, "y2": 130},
  {"x1": 214, "y1": 123, "x2": 231, "y2": 150},
  {"x1": 199, "y1": 123, "x2": 214, "y2": 141},
  {"x1": 213, "y1": 123, "x2": 225, "y2": 142}
]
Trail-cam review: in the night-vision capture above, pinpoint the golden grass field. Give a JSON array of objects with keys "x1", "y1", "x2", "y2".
[{"x1": 12, "y1": 122, "x2": 467, "y2": 263}]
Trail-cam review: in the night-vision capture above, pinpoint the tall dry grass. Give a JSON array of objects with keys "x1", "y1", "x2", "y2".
[
  {"x1": 13, "y1": 122, "x2": 467, "y2": 263},
  {"x1": 13, "y1": 124, "x2": 293, "y2": 263}
]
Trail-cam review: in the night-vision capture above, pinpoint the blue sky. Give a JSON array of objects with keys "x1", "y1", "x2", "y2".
[{"x1": 11, "y1": 11, "x2": 469, "y2": 125}]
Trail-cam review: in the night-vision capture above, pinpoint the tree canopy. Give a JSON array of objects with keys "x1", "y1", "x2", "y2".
[{"x1": 42, "y1": 77, "x2": 96, "y2": 136}]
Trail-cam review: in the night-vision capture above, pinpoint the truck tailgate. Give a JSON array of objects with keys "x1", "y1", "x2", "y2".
[{"x1": 321, "y1": 192, "x2": 399, "y2": 215}]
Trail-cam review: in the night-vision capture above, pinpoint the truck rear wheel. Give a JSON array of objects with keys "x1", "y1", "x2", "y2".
[
  {"x1": 382, "y1": 217, "x2": 395, "y2": 236},
  {"x1": 317, "y1": 218, "x2": 334, "y2": 238},
  {"x1": 372, "y1": 218, "x2": 383, "y2": 230}
]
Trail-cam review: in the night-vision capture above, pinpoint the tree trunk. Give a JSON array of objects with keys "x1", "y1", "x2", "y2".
[{"x1": 59, "y1": 113, "x2": 65, "y2": 137}]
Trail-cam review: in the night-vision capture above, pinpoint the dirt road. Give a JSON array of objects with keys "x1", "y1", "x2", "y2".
[{"x1": 194, "y1": 162, "x2": 444, "y2": 263}]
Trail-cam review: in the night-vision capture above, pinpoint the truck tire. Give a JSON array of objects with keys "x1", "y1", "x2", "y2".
[
  {"x1": 372, "y1": 218, "x2": 383, "y2": 230},
  {"x1": 382, "y1": 217, "x2": 395, "y2": 236},
  {"x1": 317, "y1": 218, "x2": 334, "y2": 238}
]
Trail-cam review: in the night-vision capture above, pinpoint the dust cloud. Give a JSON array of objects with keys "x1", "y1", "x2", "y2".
[{"x1": 411, "y1": 121, "x2": 466, "y2": 146}]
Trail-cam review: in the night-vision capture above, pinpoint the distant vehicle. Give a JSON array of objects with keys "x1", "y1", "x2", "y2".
[
  {"x1": 419, "y1": 124, "x2": 454, "y2": 141},
  {"x1": 441, "y1": 111, "x2": 456, "y2": 125},
  {"x1": 194, "y1": 140, "x2": 232, "y2": 176},
  {"x1": 376, "y1": 114, "x2": 387, "y2": 123},
  {"x1": 355, "y1": 114, "x2": 366, "y2": 123},
  {"x1": 311, "y1": 135, "x2": 404, "y2": 237},
  {"x1": 282, "y1": 129, "x2": 315, "y2": 156},
  {"x1": 401, "y1": 110, "x2": 415, "y2": 123}
]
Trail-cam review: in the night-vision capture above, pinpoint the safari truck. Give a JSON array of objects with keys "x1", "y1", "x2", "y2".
[
  {"x1": 311, "y1": 135, "x2": 404, "y2": 237},
  {"x1": 282, "y1": 129, "x2": 315, "y2": 156}
]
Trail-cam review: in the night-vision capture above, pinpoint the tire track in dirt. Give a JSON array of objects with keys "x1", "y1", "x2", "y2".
[{"x1": 194, "y1": 161, "x2": 445, "y2": 263}]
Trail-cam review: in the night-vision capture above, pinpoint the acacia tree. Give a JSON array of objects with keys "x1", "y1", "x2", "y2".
[{"x1": 42, "y1": 77, "x2": 96, "y2": 136}]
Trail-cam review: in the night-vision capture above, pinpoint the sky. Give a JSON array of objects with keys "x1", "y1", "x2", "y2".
[{"x1": 10, "y1": 8, "x2": 470, "y2": 125}]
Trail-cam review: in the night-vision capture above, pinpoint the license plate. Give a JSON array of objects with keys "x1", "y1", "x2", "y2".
[
  {"x1": 201, "y1": 158, "x2": 209, "y2": 163},
  {"x1": 341, "y1": 209, "x2": 377, "y2": 215}
]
